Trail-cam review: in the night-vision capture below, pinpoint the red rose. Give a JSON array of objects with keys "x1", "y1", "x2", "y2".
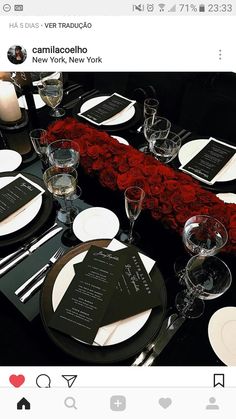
[{"x1": 99, "y1": 168, "x2": 117, "y2": 191}]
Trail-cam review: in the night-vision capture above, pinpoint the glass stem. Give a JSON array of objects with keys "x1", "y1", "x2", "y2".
[{"x1": 128, "y1": 220, "x2": 135, "y2": 244}]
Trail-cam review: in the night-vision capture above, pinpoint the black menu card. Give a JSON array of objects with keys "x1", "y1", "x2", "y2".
[
  {"x1": 49, "y1": 245, "x2": 128, "y2": 344},
  {"x1": 78, "y1": 93, "x2": 135, "y2": 125},
  {"x1": 180, "y1": 139, "x2": 236, "y2": 184},
  {"x1": 100, "y1": 249, "x2": 161, "y2": 326},
  {"x1": 0, "y1": 174, "x2": 44, "y2": 223}
]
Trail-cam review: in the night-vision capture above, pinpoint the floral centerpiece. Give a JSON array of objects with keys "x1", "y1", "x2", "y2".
[{"x1": 46, "y1": 117, "x2": 236, "y2": 253}]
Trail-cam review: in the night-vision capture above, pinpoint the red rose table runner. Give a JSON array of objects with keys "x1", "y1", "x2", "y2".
[{"x1": 47, "y1": 118, "x2": 236, "y2": 253}]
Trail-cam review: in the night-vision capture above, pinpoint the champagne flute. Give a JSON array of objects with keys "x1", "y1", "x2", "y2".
[
  {"x1": 38, "y1": 78, "x2": 65, "y2": 118},
  {"x1": 143, "y1": 98, "x2": 159, "y2": 119},
  {"x1": 143, "y1": 116, "x2": 171, "y2": 155},
  {"x1": 29, "y1": 128, "x2": 48, "y2": 170},
  {"x1": 123, "y1": 186, "x2": 145, "y2": 244}
]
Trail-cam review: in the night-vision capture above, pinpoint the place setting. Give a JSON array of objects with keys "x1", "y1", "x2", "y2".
[{"x1": 73, "y1": 92, "x2": 141, "y2": 132}]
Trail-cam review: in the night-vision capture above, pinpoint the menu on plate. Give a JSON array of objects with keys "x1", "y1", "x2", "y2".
[
  {"x1": 49, "y1": 245, "x2": 128, "y2": 344},
  {"x1": 180, "y1": 138, "x2": 236, "y2": 184},
  {"x1": 50, "y1": 244, "x2": 161, "y2": 344},
  {"x1": 0, "y1": 174, "x2": 44, "y2": 223},
  {"x1": 78, "y1": 249, "x2": 161, "y2": 326},
  {"x1": 78, "y1": 93, "x2": 136, "y2": 125}
]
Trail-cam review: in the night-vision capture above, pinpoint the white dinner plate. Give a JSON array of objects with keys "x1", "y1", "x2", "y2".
[
  {"x1": 0, "y1": 176, "x2": 42, "y2": 236},
  {"x1": 216, "y1": 193, "x2": 236, "y2": 204},
  {"x1": 208, "y1": 307, "x2": 236, "y2": 366},
  {"x1": 112, "y1": 135, "x2": 129, "y2": 145},
  {"x1": 0, "y1": 150, "x2": 22, "y2": 172},
  {"x1": 80, "y1": 95, "x2": 135, "y2": 126},
  {"x1": 52, "y1": 245, "x2": 152, "y2": 346},
  {"x1": 73, "y1": 207, "x2": 120, "y2": 242},
  {"x1": 18, "y1": 94, "x2": 45, "y2": 110},
  {"x1": 178, "y1": 139, "x2": 236, "y2": 182}
]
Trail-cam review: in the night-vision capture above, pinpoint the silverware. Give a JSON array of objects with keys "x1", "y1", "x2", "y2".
[
  {"x1": 0, "y1": 222, "x2": 58, "y2": 267},
  {"x1": 63, "y1": 88, "x2": 98, "y2": 110},
  {"x1": 180, "y1": 131, "x2": 192, "y2": 142},
  {"x1": 142, "y1": 316, "x2": 185, "y2": 366},
  {"x1": 18, "y1": 247, "x2": 64, "y2": 303},
  {"x1": 132, "y1": 313, "x2": 178, "y2": 366},
  {"x1": 64, "y1": 84, "x2": 83, "y2": 96},
  {"x1": 0, "y1": 226, "x2": 63, "y2": 277}
]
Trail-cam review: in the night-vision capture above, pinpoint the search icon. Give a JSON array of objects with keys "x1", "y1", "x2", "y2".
[{"x1": 64, "y1": 397, "x2": 77, "y2": 409}]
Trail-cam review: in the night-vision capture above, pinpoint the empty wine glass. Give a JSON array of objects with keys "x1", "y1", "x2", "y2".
[
  {"x1": 151, "y1": 131, "x2": 181, "y2": 163},
  {"x1": 29, "y1": 128, "x2": 48, "y2": 170},
  {"x1": 47, "y1": 139, "x2": 80, "y2": 168},
  {"x1": 43, "y1": 166, "x2": 78, "y2": 224},
  {"x1": 38, "y1": 75, "x2": 65, "y2": 118},
  {"x1": 120, "y1": 186, "x2": 145, "y2": 244},
  {"x1": 175, "y1": 255, "x2": 232, "y2": 319},
  {"x1": 143, "y1": 116, "x2": 171, "y2": 155},
  {"x1": 175, "y1": 215, "x2": 228, "y2": 283},
  {"x1": 143, "y1": 98, "x2": 159, "y2": 119}
]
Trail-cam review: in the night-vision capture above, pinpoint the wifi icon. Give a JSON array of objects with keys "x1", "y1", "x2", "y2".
[{"x1": 158, "y1": 3, "x2": 166, "y2": 12}]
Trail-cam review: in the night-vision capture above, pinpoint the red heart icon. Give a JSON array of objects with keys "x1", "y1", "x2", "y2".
[{"x1": 9, "y1": 374, "x2": 25, "y2": 388}]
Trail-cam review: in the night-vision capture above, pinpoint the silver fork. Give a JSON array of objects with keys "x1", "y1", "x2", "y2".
[{"x1": 15, "y1": 247, "x2": 64, "y2": 301}]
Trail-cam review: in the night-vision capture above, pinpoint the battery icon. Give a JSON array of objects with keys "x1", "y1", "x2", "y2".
[{"x1": 199, "y1": 4, "x2": 205, "y2": 12}]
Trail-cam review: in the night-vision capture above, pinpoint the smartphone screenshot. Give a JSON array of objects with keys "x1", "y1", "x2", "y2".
[{"x1": 0, "y1": 1, "x2": 236, "y2": 417}]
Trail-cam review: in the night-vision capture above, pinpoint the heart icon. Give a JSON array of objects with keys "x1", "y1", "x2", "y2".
[
  {"x1": 9, "y1": 374, "x2": 25, "y2": 388},
  {"x1": 159, "y1": 397, "x2": 172, "y2": 409}
]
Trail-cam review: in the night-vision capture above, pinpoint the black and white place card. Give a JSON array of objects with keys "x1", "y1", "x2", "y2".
[
  {"x1": 78, "y1": 93, "x2": 136, "y2": 125},
  {"x1": 180, "y1": 138, "x2": 236, "y2": 184},
  {"x1": 49, "y1": 245, "x2": 128, "y2": 345},
  {"x1": 0, "y1": 174, "x2": 44, "y2": 223}
]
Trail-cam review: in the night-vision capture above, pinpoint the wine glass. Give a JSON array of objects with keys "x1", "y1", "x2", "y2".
[
  {"x1": 120, "y1": 186, "x2": 145, "y2": 244},
  {"x1": 175, "y1": 215, "x2": 228, "y2": 283},
  {"x1": 143, "y1": 116, "x2": 171, "y2": 155},
  {"x1": 38, "y1": 77, "x2": 65, "y2": 118},
  {"x1": 175, "y1": 255, "x2": 232, "y2": 319},
  {"x1": 43, "y1": 166, "x2": 78, "y2": 224},
  {"x1": 39, "y1": 72, "x2": 63, "y2": 86},
  {"x1": 29, "y1": 128, "x2": 48, "y2": 170},
  {"x1": 143, "y1": 98, "x2": 159, "y2": 120},
  {"x1": 47, "y1": 139, "x2": 80, "y2": 168},
  {"x1": 151, "y1": 131, "x2": 181, "y2": 163}
]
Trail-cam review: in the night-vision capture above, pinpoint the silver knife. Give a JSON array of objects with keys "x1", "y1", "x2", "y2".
[
  {"x1": 142, "y1": 316, "x2": 185, "y2": 366},
  {"x1": 0, "y1": 222, "x2": 58, "y2": 267},
  {"x1": 132, "y1": 313, "x2": 178, "y2": 366},
  {"x1": 19, "y1": 276, "x2": 46, "y2": 303},
  {"x1": 0, "y1": 226, "x2": 62, "y2": 277}
]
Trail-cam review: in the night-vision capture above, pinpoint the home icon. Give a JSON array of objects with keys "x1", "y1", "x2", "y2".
[{"x1": 17, "y1": 398, "x2": 31, "y2": 410}]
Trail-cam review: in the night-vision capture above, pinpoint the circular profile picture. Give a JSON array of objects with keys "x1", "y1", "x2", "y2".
[{"x1": 7, "y1": 45, "x2": 27, "y2": 65}]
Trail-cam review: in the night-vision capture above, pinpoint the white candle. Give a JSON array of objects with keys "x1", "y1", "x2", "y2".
[{"x1": 0, "y1": 81, "x2": 21, "y2": 122}]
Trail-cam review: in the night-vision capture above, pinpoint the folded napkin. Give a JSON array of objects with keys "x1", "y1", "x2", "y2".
[{"x1": 93, "y1": 239, "x2": 156, "y2": 346}]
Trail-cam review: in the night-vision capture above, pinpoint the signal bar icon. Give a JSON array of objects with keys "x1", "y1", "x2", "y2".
[{"x1": 168, "y1": 4, "x2": 176, "y2": 12}]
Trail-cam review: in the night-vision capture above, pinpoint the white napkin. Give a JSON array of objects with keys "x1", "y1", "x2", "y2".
[{"x1": 94, "y1": 239, "x2": 156, "y2": 346}]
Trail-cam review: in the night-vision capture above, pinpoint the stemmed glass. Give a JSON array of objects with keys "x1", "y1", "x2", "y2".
[
  {"x1": 143, "y1": 98, "x2": 159, "y2": 119},
  {"x1": 38, "y1": 73, "x2": 65, "y2": 118},
  {"x1": 120, "y1": 186, "x2": 145, "y2": 244},
  {"x1": 143, "y1": 116, "x2": 171, "y2": 155},
  {"x1": 43, "y1": 166, "x2": 79, "y2": 225},
  {"x1": 47, "y1": 139, "x2": 81, "y2": 200},
  {"x1": 175, "y1": 215, "x2": 228, "y2": 283},
  {"x1": 175, "y1": 255, "x2": 232, "y2": 319},
  {"x1": 151, "y1": 131, "x2": 181, "y2": 163},
  {"x1": 29, "y1": 128, "x2": 49, "y2": 170}
]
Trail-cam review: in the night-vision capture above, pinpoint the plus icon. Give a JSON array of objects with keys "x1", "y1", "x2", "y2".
[{"x1": 110, "y1": 395, "x2": 126, "y2": 411}]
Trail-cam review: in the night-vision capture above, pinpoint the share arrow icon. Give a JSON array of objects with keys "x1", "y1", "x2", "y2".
[{"x1": 62, "y1": 375, "x2": 77, "y2": 388}]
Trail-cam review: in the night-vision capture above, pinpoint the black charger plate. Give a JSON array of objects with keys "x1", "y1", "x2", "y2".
[
  {"x1": 40, "y1": 239, "x2": 167, "y2": 365},
  {"x1": 73, "y1": 94, "x2": 141, "y2": 133},
  {"x1": 0, "y1": 171, "x2": 55, "y2": 253}
]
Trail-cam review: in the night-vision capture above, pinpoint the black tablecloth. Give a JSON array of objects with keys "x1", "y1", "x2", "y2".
[{"x1": 0, "y1": 91, "x2": 236, "y2": 366}]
